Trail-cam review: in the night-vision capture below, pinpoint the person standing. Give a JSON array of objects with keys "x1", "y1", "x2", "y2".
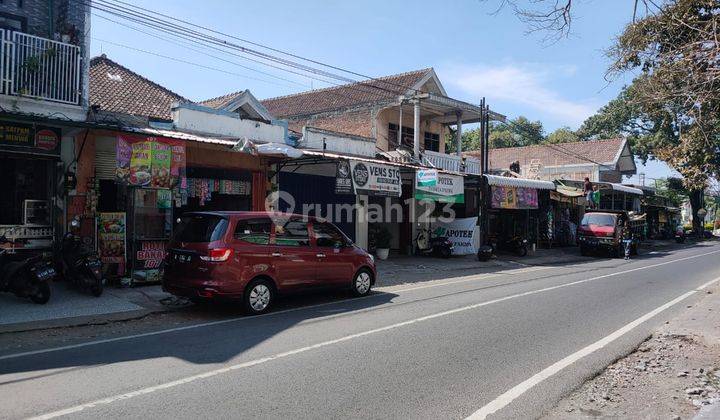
[
  {"x1": 583, "y1": 177, "x2": 594, "y2": 208},
  {"x1": 621, "y1": 219, "x2": 633, "y2": 260}
]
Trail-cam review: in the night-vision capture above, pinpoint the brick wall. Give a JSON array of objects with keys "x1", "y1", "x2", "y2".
[{"x1": 0, "y1": 0, "x2": 87, "y2": 45}]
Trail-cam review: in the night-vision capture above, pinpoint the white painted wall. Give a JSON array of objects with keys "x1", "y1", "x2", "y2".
[
  {"x1": 172, "y1": 106, "x2": 285, "y2": 143},
  {"x1": 301, "y1": 127, "x2": 376, "y2": 158}
]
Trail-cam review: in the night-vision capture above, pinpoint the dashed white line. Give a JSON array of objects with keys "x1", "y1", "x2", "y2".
[{"x1": 27, "y1": 250, "x2": 720, "y2": 419}]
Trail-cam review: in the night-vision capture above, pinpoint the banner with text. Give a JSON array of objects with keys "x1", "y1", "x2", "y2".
[
  {"x1": 350, "y1": 160, "x2": 402, "y2": 197},
  {"x1": 117, "y1": 135, "x2": 186, "y2": 188},
  {"x1": 415, "y1": 173, "x2": 464, "y2": 203},
  {"x1": 432, "y1": 217, "x2": 478, "y2": 255},
  {"x1": 491, "y1": 186, "x2": 538, "y2": 209}
]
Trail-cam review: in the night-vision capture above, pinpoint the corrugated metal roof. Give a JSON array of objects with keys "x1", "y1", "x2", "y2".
[
  {"x1": 484, "y1": 174, "x2": 556, "y2": 190},
  {"x1": 610, "y1": 183, "x2": 644, "y2": 195}
]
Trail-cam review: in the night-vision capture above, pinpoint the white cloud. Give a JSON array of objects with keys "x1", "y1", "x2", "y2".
[{"x1": 442, "y1": 63, "x2": 598, "y2": 127}]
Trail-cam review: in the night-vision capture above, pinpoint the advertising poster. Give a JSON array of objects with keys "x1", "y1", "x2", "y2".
[
  {"x1": 117, "y1": 135, "x2": 186, "y2": 187},
  {"x1": 415, "y1": 173, "x2": 464, "y2": 203},
  {"x1": 432, "y1": 217, "x2": 478, "y2": 255},
  {"x1": 516, "y1": 187, "x2": 538, "y2": 208},
  {"x1": 133, "y1": 240, "x2": 166, "y2": 283},
  {"x1": 151, "y1": 142, "x2": 172, "y2": 188},
  {"x1": 130, "y1": 141, "x2": 152, "y2": 186},
  {"x1": 98, "y1": 212, "x2": 126, "y2": 265},
  {"x1": 170, "y1": 143, "x2": 186, "y2": 188},
  {"x1": 334, "y1": 160, "x2": 353, "y2": 195},
  {"x1": 350, "y1": 160, "x2": 402, "y2": 197},
  {"x1": 491, "y1": 186, "x2": 538, "y2": 209}
]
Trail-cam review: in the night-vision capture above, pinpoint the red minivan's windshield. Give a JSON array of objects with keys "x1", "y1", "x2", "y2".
[
  {"x1": 173, "y1": 214, "x2": 228, "y2": 243},
  {"x1": 581, "y1": 213, "x2": 617, "y2": 227}
]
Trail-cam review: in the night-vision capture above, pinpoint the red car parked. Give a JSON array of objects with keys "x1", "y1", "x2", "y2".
[{"x1": 162, "y1": 211, "x2": 376, "y2": 314}]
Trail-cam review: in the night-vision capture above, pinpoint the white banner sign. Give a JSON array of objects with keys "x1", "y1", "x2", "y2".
[
  {"x1": 350, "y1": 160, "x2": 402, "y2": 197},
  {"x1": 416, "y1": 173, "x2": 464, "y2": 203},
  {"x1": 433, "y1": 217, "x2": 478, "y2": 255}
]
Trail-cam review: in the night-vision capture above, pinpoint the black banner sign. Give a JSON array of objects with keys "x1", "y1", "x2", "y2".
[{"x1": 0, "y1": 122, "x2": 60, "y2": 154}]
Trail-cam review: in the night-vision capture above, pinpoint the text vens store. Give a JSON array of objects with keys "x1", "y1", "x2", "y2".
[{"x1": 0, "y1": 122, "x2": 62, "y2": 253}]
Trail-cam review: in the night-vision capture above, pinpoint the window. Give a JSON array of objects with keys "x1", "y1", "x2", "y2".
[
  {"x1": 234, "y1": 218, "x2": 271, "y2": 245},
  {"x1": 580, "y1": 214, "x2": 617, "y2": 227},
  {"x1": 0, "y1": 12, "x2": 26, "y2": 32},
  {"x1": 313, "y1": 222, "x2": 348, "y2": 248},
  {"x1": 388, "y1": 123, "x2": 414, "y2": 148},
  {"x1": 424, "y1": 132, "x2": 440, "y2": 152},
  {"x1": 173, "y1": 215, "x2": 228, "y2": 243},
  {"x1": 273, "y1": 218, "x2": 310, "y2": 247}
]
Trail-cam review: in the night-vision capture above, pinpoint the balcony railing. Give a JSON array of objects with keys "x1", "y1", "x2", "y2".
[
  {"x1": 0, "y1": 30, "x2": 82, "y2": 105},
  {"x1": 422, "y1": 150, "x2": 482, "y2": 175}
]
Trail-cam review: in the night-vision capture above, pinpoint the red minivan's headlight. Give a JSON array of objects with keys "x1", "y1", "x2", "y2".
[{"x1": 200, "y1": 248, "x2": 233, "y2": 262}]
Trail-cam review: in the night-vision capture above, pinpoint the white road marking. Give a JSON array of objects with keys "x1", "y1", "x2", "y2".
[
  {"x1": 466, "y1": 275, "x2": 720, "y2": 420},
  {"x1": 379, "y1": 266, "x2": 550, "y2": 293},
  {"x1": 27, "y1": 254, "x2": 720, "y2": 419},
  {"x1": 0, "y1": 266, "x2": 545, "y2": 362}
]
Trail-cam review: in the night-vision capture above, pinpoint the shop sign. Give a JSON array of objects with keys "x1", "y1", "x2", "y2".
[
  {"x1": 116, "y1": 135, "x2": 186, "y2": 188},
  {"x1": 491, "y1": 186, "x2": 538, "y2": 209},
  {"x1": 35, "y1": 129, "x2": 60, "y2": 151},
  {"x1": 350, "y1": 160, "x2": 401, "y2": 197},
  {"x1": 0, "y1": 122, "x2": 60, "y2": 154},
  {"x1": 98, "y1": 212, "x2": 126, "y2": 265},
  {"x1": 416, "y1": 169, "x2": 438, "y2": 187},
  {"x1": 415, "y1": 173, "x2": 464, "y2": 203},
  {"x1": 432, "y1": 217, "x2": 478, "y2": 255},
  {"x1": 133, "y1": 240, "x2": 166, "y2": 283},
  {"x1": 334, "y1": 160, "x2": 353, "y2": 195}
]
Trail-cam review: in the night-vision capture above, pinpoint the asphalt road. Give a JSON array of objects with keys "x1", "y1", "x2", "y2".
[{"x1": 1, "y1": 242, "x2": 720, "y2": 420}]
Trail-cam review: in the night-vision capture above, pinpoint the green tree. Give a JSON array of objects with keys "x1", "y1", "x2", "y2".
[
  {"x1": 544, "y1": 127, "x2": 579, "y2": 144},
  {"x1": 608, "y1": 0, "x2": 720, "y2": 233}
]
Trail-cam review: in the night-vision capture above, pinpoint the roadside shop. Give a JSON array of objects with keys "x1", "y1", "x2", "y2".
[
  {"x1": 482, "y1": 174, "x2": 556, "y2": 251},
  {"x1": 71, "y1": 128, "x2": 268, "y2": 284},
  {"x1": 0, "y1": 120, "x2": 63, "y2": 254}
]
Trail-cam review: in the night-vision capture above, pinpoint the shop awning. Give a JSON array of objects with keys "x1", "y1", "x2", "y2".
[
  {"x1": 484, "y1": 174, "x2": 556, "y2": 190},
  {"x1": 554, "y1": 185, "x2": 585, "y2": 197},
  {"x1": 609, "y1": 183, "x2": 644, "y2": 195}
]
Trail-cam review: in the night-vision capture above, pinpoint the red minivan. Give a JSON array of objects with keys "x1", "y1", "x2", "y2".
[{"x1": 162, "y1": 211, "x2": 376, "y2": 314}]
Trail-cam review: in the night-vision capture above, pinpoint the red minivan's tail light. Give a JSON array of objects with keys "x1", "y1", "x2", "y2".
[{"x1": 200, "y1": 248, "x2": 233, "y2": 262}]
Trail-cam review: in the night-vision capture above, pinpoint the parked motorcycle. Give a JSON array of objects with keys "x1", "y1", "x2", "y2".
[
  {"x1": 493, "y1": 236, "x2": 529, "y2": 257},
  {"x1": 0, "y1": 235, "x2": 54, "y2": 304},
  {"x1": 674, "y1": 226, "x2": 686, "y2": 244},
  {"x1": 416, "y1": 226, "x2": 453, "y2": 258},
  {"x1": 57, "y1": 217, "x2": 104, "y2": 297}
]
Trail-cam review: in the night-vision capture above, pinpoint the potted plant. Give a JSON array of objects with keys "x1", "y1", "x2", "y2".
[{"x1": 374, "y1": 227, "x2": 392, "y2": 260}]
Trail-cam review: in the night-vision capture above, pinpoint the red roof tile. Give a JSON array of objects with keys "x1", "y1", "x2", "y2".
[
  {"x1": 201, "y1": 68, "x2": 432, "y2": 118},
  {"x1": 89, "y1": 55, "x2": 188, "y2": 120},
  {"x1": 465, "y1": 138, "x2": 627, "y2": 170}
]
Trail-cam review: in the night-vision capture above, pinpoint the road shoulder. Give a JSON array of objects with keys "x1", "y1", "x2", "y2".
[{"x1": 543, "y1": 281, "x2": 720, "y2": 420}]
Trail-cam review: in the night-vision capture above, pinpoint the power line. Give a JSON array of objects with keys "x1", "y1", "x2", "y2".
[
  {"x1": 86, "y1": 2, "x2": 413, "y2": 105},
  {"x1": 91, "y1": 37, "x2": 303, "y2": 90},
  {"x1": 93, "y1": 13, "x2": 312, "y2": 89}
]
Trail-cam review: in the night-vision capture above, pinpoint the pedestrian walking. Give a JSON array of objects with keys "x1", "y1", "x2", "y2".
[{"x1": 621, "y1": 219, "x2": 633, "y2": 260}]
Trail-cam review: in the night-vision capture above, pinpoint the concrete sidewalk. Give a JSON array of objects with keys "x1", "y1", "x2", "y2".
[{"x1": 0, "y1": 281, "x2": 177, "y2": 333}]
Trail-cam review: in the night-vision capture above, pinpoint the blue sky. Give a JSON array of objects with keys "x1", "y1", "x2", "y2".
[{"x1": 90, "y1": 0, "x2": 676, "y2": 183}]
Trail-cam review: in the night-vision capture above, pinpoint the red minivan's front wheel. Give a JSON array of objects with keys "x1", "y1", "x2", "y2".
[
  {"x1": 351, "y1": 270, "x2": 373, "y2": 297},
  {"x1": 243, "y1": 279, "x2": 274, "y2": 315}
]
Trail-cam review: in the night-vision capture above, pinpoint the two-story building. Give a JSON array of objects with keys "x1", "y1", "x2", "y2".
[
  {"x1": 202, "y1": 69, "x2": 502, "y2": 253},
  {"x1": 0, "y1": 0, "x2": 90, "y2": 252}
]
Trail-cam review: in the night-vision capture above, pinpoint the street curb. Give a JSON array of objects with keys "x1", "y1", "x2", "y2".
[{"x1": 0, "y1": 307, "x2": 172, "y2": 334}]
